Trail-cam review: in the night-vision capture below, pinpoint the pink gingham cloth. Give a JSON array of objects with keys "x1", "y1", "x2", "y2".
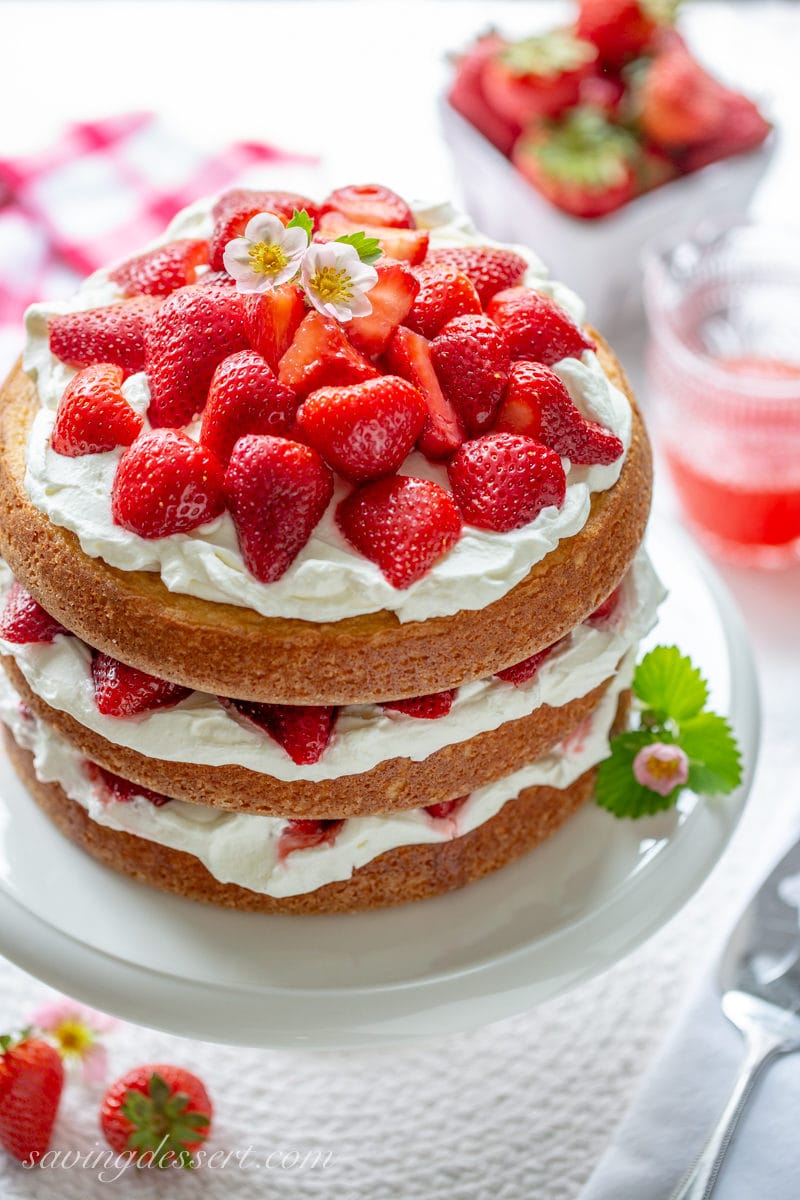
[{"x1": 0, "y1": 111, "x2": 315, "y2": 373}]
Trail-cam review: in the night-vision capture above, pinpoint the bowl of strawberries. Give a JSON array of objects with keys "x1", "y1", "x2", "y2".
[{"x1": 444, "y1": 0, "x2": 773, "y2": 326}]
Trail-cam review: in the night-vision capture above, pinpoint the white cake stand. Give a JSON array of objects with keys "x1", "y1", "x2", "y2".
[{"x1": 0, "y1": 516, "x2": 759, "y2": 1048}]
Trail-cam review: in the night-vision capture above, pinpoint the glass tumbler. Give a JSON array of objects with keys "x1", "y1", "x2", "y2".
[{"x1": 644, "y1": 224, "x2": 800, "y2": 568}]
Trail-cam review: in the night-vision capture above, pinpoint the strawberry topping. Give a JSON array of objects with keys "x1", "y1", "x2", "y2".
[
  {"x1": 315, "y1": 212, "x2": 429, "y2": 264},
  {"x1": 384, "y1": 326, "x2": 465, "y2": 460},
  {"x1": 320, "y1": 183, "x2": 415, "y2": 229},
  {"x1": 406, "y1": 264, "x2": 482, "y2": 340},
  {"x1": 430, "y1": 314, "x2": 511, "y2": 436},
  {"x1": 199, "y1": 350, "x2": 299, "y2": 466},
  {"x1": 109, "y1": 239, "x2": 209, "y2": 297},
  {"x1": 496, "y1": 641, "x2": 559, "y2": 685},
  {"x1": 427, "y1": 245, "x2": 528, "y2": 306},
  {"x1": 278, "y1": 311, "x2": 378, "y2": 400},
  {"x1": 0, "y1": 582, "x2": 69, "y2": 644},
  {"x1": 382, "y1": 689, "x2": 456, "y2": 719},
  {"x1": 222, "y1": 698, "x2": 338, "y2": 764},
  {"x1": 448, "y1": 432, "x2": 566, "y2": 532},
  {"x1": 487, "y1": 287, "x2": 595, "y2": 365},
  {"x1": 346, "y1": 259, "x2": 419, "y2": 357},
  {"x1": 243, "y1": 284, "x2": 307, "y2": 371},
  {"x1": 91, "y1": 651, "x2": 190, "y2": 717},
  {"x1": 49, "y1": 297, "x2": 161, "y2": 376},
  {"x1": 51, "y1": 363, "x2": 143, "y2": 456},
  {"x1": 209, "y1": 188, "x2": 317, "y2": 271},
  {"x1": 111, "y1": 429, "x2": 226, "y2": 538}
]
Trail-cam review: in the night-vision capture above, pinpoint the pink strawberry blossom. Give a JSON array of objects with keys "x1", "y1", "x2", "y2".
[{"x1": 633, "y1": 742, "x2": 689, "y2": 796}]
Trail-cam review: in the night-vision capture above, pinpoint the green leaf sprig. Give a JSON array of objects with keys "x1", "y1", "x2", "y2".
[{"x1": 334, "y1": 230, "x2": 383, "y2": 264}]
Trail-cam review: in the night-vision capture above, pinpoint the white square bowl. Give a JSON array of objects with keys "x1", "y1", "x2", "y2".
[{"x1": 440, "y1": 98, "x2": 774, "y2": 330}]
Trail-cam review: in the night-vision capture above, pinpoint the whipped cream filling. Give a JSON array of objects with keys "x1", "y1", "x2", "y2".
[
  {"x1": 22, "y1": 199, "x2": 632, "y2": 625},
  {"x1": 0, "y1": 659, "x2": 632, "y2": 898},
  {"x1": 0, "y1": 552, "x2": 663, "y2": 782}
]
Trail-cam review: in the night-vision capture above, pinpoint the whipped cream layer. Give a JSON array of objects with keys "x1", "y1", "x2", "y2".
[
  {"x1": 22, "y1": 199, "x2": 632, "y2": 625},
  {"x1": 0, "y1": 553, "x2": 662, "y2": 782},
  {"x1": 0, "y1": 660, "x2": 632, "y2": 898}
]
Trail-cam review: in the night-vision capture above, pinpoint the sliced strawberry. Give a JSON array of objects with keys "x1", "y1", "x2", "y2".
[
  {"x1": 448, "y1": 33, "x2": 522, "y2": 155},
  {"x1": 86, "y1": 761, "x2": 172, "y2": 807},
  {"x1": 243, "y1": 284, "x2": 306, "y2": 371},
  {"x1": 278, "y1": 312, "x2": 378, "y2": 400},
  {"x1": 48, "y1": 296, "x2": 161, "y2": 376},
  {"x1": 112, "y1": 429, "x2": 226, "y2": 538},
  {"x1": 199, "y1": 350, "x2": 299, "y2": 466},
  {"x1": 482, "y1": 30, "x2": 598, "y2": 125},
  {"x1": 295, "y1": 376, "x2": 426, "y2": 484},
  {"x1": 448, "y1": 433, "x2": 566, "y2": 532},
  {"x1": 406, "y1": 264, "x2": 482, "y2": 341},
  {"x1": 0, "y1": 581, "x2": 69, "y2": 644},
  {"x1": 495, "y1": 361, "x2": 623, "y2": 464},
  {"x1": 320, "y1": 184, "x2": 415, "y2": 229},
  {"x1": 496, "y1": 641, "x2": 559, "y2": 685},
  {"x1": 51, "y1": 363, "x2": 143, "y2": 457},
  {"x1": 384, "y1": 327, "x2": 464, "y2": 460},
  {"x1": 91, "y1": 650, "x2": 190, "y2": 717},
  {"x1": 209, "y1": 188, "x2": 317, "y2": 271},
  {"x1": 382, "y1": 689, "x2": 456, "y2": 719},
  {"x1": 577, "y1": 0, "x2": 670, "y2": 69},
  {"x1": 109, "y1": 238, "x2": 209, "y2": 297},
  {"x1": 278, "y1": 818, "x2": 344, "y2": 859},
  {"x1": 221, "y1": 699, "x2": 338, "y2": 765},
  {"x1": 337, "y1": 476, "x2": 462, "y2": 589},
  {"x1": 513, "y1": 107, "x2": 641, "y2": 219},
  {"x1": 425, "y1": 796, "x2": 468, "y2": 820},
  {"x1": 487, "y1": 287, "x2": 595, "y2": 365},
  {"x1": 427, "y1": 246, "x2": 527, "y2": 306},
  {"x1": 346, "y1": 259, "x2": 419, "y2": 357},
  {"x1": 145, "y1": 285, "x2": 248, "y2": 427},
  {"x1": 430, "y1": 314, "x2": 510, "y2": 436},
  {"x1": 587, "y1": 583, "x2": 624, "y2": 625},
  {"x1": 316, "y1": 212, "x2": 429, "y2": 264},
  {"x1": 224, "y1": 435, "x2": 333, "y2": 583}
]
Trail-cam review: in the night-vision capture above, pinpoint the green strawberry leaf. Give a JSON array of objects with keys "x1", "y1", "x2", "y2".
[
  {"x1": 634, "y1": 645, "x2": 709, "y2": 721},
  {"x1": 334, "y1": 231, "x2": 383, "y2": 264},
  {"x1": 286, "y1": 208, "x2": 314, "y2": 243},
  {"x1": 679, "y1": 711, "x2": 742, "y2": 795}
]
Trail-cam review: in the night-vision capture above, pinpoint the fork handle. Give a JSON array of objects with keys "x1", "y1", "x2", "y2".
[{"x1": 671, "y1": 1026, "x2": 784, "y2": 1200}]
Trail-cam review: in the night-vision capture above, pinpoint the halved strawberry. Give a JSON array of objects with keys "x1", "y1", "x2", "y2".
[
  {"x1": 49, "y1": 297, "x2": 162, "y2": 376},
  {"x1": 209, "y1": 188, "x2": 317, "y2": 271},
  {"x1": 0, "y1": 581, "x2": 69, "y2": 644},
  {"x1": 427, "y1": 246, "x2": 527, "y2": 306},
  {"x1": 278, "y1": 818, "x2": 344, "y2": 859},
  {"x1": 448, "y1": 433, "x2": 566, "y2": 532},
  {"x1": 316, "y1": 212, "x2": 429, "y2": 264},
  {"x1": 320, "y1": 184, "x2": 415, "y2": 229},
  {"x1": 221, "y1": 699, "x2": 338, "y2": 765},
  {"x1": 87, "y1": 761, "x2": 171, "y2": 807},
  {"x1": 495, "y1": 361, "x2": 623, "y2": 464},
  {"x1": 384, "y1": 327, "x2": 464, "y2": 460},
  {"x1": 382, "y1": 689, "x2": 456, "y2": 718},
  {"x1": 278, "y1": 311, "x2": 378, "y2": 400},
  {"x1": 199, "y1": 350, "x2": 299, "y2": 466},
  {"x1": 109, "y1": 239, "x2": 209, "y2": 297},
  {"x1": 224, "y1": 435, "x2": 334, "y2": 583},
  {"x1": 482, "y1": 30, "x2": 598, "y2": 125},
  {"x1": 430, "y1": 314, "x2": 510, "y2": 436},
  {"x1": 406, "y1": 264, "x2": 482, "y2": 341},
  {"x1": 243, "y1": 284, "x2": 306, "y2": 371},
  {"x1": 112, "y1": 429, "x2": 226, "y2": 538},
  {"x1": 425, "y1": 796, "x2": 468, "y2": 820},
  {"x1": 51, "y1": 363, "x2": 143, "y2": 456},
  {"x1": 487, "y1": 287, "x2": 595, "y2": 365},
  {"x1": 295, "y1": 376, "x2": 426, "y2": 483},
  {"x1": 346, "y1": 259, "x2": 419, "y2": 357},
  {"x1": 145, "y1": 285, "x2": 248, "y2": 427},
  {"x1": 337, "y1": 475, "x2": 462, "y2": 589},
  {"x1": 448, "y1": 33, "x2": 522, "y2": 155},
  {"x1": 91, "y1": 651, "x2": 190, "y2": 717},
  {"x1": 496, "y1": 641, "x2": 559, "y2": 685}
]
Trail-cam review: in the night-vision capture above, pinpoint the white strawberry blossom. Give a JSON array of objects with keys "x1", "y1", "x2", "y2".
[
  {"x1": 223, "y1": 212, "x2": 308, "y2": 293},
  {"x1": 300, "y1": 241, "x2": 378, "y2": 322}
]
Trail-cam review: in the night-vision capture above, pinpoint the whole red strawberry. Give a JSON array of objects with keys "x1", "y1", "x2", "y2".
[
  {"x1": 295, "y1": 377, "x2": 426, "y2": 483},
  {"x1": 448, "y1": 32, "x2": 522, "y2": 155},
  {"x1": 209, "y1": 188, "x2": 317, "y2": 271},
  {"x1": 0, "y1": 1032, "x2": 64, "y2": 1165},
  {"x1": 0, "y1": 581, "x2": 69, "y2": 644},
  {"x1": 482, "y1": 30, "x2": 598, "y2": 125},
  {"x1": 678, "y1": 89, "x2": 771, "y2": 172},
  {"x1": 200, "y1": 350, "x2": 299, "y2": 466},
  {"x1": 112, "y1": 429, "x2": 226, "y2": 538},
  {"x1": 320, "y1": 183, "x2": 415, "y2": 229},
  {"x1": 640, "y1": 39, "x2": 728, "y2": 148},
  {"x1": 448, "y1": 433, "x2": 566, "y2": 532},
  {"x1": 384, "y1": 327, "x2": 464, "y2": 460},
  {"x1": 109, "y1": 239, "x2": 209, "y2": 297},
  {"x1": 406, "y1": 264, "x2": 482, "y2": 341},
  {"x1": 382, "y1": 689, "x2": 456, "y2": 719},
  {"x1": 337, "y1": 475, "x2": 462, "y2": 589},
  {"x1": 145, "y1": 285, "x2": 248, "y2": 427},
  {"x1": 49, "y1": 297, "x2": 162, "y2": 377},
  {"x1": 222, "y1": 699, "x2": 338, "y2": 764},
  {"x1": 278, "y1": 818, "x2": 344, "y2": 859},
  {"x1": 243, "y1": 284, "x2": 306, "y2": 371},
  {"x1": 430, "y1": 314, "x2": 511, "y2": 436},
  {"x1": 224, "y1": 435, "x2": 334, "y2": 583},
  {"x1": 51, "y1": 363, "x2": 143, "y2": 457},
  {"x1": 495, "y1": 360, "x2": 623, "y2": 464},
  {"x1": 100, "y1": 1064, "x2": 211, "y2": 1168},
  {"x1": 315, "y1": 212, "x2": 429, "y2": 265},
  {"x1": 487, "y1": 288, "x2": 595, "y2": 365},
  {"x1": 278, "y1": 312, "x2": 378, "y2": 400},
  {"x1": 346, "y1": 258, "x2": 419, "y2": 357},
  {"x1": 87, "y1": 761, "x2": 171, "y2": 807},
  {"x1": 427, "y1": 246, "x2": 527, "y2": 306},
  {"x1": 577, "y1": 0, "x2": 673, "y2": 69},
  {"x1": 91, "y1": 651, "x2": 190, "y2": 717}
]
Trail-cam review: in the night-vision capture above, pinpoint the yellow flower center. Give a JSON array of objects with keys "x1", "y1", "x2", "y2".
[
  {"x1": 307, "y1": 266, "x2": 354, "y2": 304},
  {"x1": 53, "y1": 1018, "x2": 95, "y2": 1059},
  {"x1": 643, "y1": 753, "x2": 681, "y2": 782},
  {"x1": 248, "y1": 241, "x2": 290, "y2": 277}
]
